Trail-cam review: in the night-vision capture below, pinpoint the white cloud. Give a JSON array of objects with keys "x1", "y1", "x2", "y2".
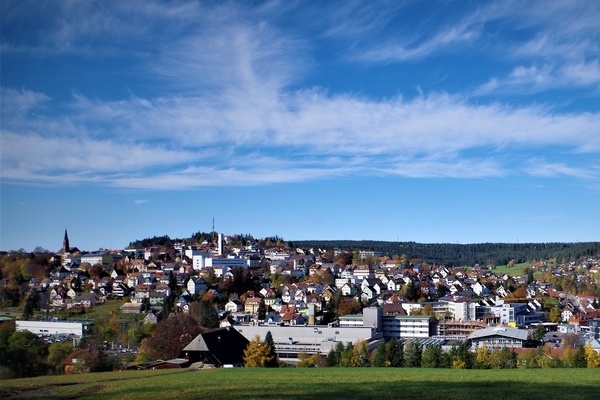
[
  {"x1": 525, "y1": 160, "x2": 599, "y2": 180},
  {"x1": 2, "y1": 84, "x2": 599, "y2": 189},
  {"x1": 2, "y1": 1, "x2": 599, "y2": 190},
  {"x1": 354, "y1": 15, "x2": 481, "y2": 63},
  {"x1": 0, "y1": 87, "x2": 50, "y2": 115},
  {"x1": 475, "y1": 60, "x2": 600, "y2": 95}
]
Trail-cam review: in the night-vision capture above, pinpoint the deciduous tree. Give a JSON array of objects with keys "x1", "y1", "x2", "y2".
[
  {"x1": 6, "y1": 331, "x2": 49, "y2": 377},
  {"x1": 475, "y1": 345, "x2": 492, "y2": 369},
  {"x1": 137, "y1": 313, "x2": 202, "y2": 362},
  {"x1": 47, "y1": 341, "x2": 74, "y2": 374},
  {"x1": 338, "y1": 297, "x2": 360, "y2": 316},
  {"x1": 584, "y1": 344, "x2": 600, "y2": 368},
  {"x1": 548, "y1": 306, "x2": 562, "y2": 323},
  {"x1": 243, "y1": 335, "x2": 273, "y2": 367},
  {"x1": 351, "y1": 339, "x2": 370, "y2": 367}
]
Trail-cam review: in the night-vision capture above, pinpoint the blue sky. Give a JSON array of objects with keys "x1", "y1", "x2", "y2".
[{"x1": 1, "y1": 0, "x2": 599, "y2": 252}]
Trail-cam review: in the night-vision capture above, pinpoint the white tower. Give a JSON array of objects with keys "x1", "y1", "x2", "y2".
[{"x1": 218, "y1": 233, "x2": 223, "y2": 256}]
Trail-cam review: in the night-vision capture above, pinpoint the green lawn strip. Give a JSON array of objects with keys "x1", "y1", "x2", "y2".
[
  {"x1": 2, "y1": 368, "x2": 599, "y2": 400},
  {"x1": 0, "y1": 369, "x2": 186, "y2": 399}
]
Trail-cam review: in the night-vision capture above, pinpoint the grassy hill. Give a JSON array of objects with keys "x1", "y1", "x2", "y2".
[{"x1": 2, "y1": 367, "x2": 599, "y2": 400}]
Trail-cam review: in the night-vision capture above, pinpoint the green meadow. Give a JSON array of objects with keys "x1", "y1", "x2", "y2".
[
  {"x1": 491, "y1": 262, "x2": 533, "y2": 277},
  {"x1": 1, "y1": 367, "x2": 599, "y2": 400}
]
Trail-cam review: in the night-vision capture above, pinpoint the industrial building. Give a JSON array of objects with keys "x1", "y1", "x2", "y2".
[{"x1": 16, "y1": 320, "x2": 93, "y2": 337}]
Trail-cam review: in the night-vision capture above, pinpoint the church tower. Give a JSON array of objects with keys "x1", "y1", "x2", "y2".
[{"x1": 62, "y1": 228, "x2": 70, "y2": 254}]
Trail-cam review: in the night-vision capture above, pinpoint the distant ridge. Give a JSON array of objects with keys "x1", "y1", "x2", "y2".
[{"x1": 291, "y1": 240, "x2": 600, "y2": 267}]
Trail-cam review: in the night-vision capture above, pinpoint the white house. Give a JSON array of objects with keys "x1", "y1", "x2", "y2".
[{"x1": 187, "y1": 277, "x2": 208, "y2": 295}]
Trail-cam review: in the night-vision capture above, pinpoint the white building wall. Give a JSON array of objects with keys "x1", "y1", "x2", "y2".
[
  {"x1": 382, "y1": 316, "x2": 432, "y2": 339},
  {"x1": 16, "y1": 320, "x2": 92, "y2": 337}
]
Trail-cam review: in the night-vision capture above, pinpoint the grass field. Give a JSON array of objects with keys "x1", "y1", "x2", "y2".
[
  {"x1": 1, "y1": 367, "x2": 599, "y2": 400},
  {"x1": 491, "y1": 262, "x2": 533, "y2": 277}
]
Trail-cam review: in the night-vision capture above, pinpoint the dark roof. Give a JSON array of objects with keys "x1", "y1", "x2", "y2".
[
  {"x1": 182, "y1": 327, "x2": 249, "y2": 366},
  {"x1": 382, "y1": 303, "x2": 407, "y2": 316}
]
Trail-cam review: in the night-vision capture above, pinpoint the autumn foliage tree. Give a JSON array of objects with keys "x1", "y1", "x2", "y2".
[
  {"x1": 338, "y1": 297, "x2": 360, "y2": 316},
  {"x1": 243, "y1": 335, "x2": 274, "y2": 367},
  {"x1": 137, "y1": 313, "x2": 202, "y2": 362}
]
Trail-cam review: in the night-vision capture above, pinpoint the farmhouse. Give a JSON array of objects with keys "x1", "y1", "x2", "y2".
[{"x1": 182, "y1": 326, "x2": 249, "y2": 367}]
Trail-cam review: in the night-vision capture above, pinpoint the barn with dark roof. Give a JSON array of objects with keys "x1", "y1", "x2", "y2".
[{"x1": 181, "y1": 326, "x2": 249, "y2": 367}]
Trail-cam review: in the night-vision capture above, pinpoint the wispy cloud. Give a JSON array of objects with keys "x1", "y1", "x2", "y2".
[
  {"x1": 352, "y1": 10, "x2": 482, "y2": 63},
  {"x1": 525, "y1": 160, "x2": 599, "y2": 180},
  {"x1": 2, "y1": 84, "x2": 598, "y2": 189},
  {"x1": 474, "y1": 60, "x2": 600, "y2": 96},
  {"x1": 2, "y1": 1, "x2": 599, "y2": 190}
]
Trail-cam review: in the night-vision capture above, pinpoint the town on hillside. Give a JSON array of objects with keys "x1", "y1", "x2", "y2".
[{"x1": 1, "y1": 230, "x2": 600, "y2": 376}]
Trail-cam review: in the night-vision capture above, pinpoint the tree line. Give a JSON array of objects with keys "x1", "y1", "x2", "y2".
[
  {"x1": 240, "y1": 333, "x2": 600, "y2": 370},
  {"x1": 294, "y1": 240, "x2": 600, "y2": 266}
]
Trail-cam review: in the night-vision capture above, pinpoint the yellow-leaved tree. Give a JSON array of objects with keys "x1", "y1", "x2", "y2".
[
  {"x1": 243, "y1": 335, "x2": 274, "y2": 367},
  {"x1": 475, "y1": 345, "x2": 492, "y2": 369},
  {"x1": 584, "y1": 344, "x2": 600, "y2": 368}
]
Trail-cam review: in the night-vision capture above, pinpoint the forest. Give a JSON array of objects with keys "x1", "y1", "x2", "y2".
[
  {"x1": 293, "y1": 240, "x2": 600, "y2": 267},
  {"x1": 126, "y1": 233, "x2": 600, "y2": 267}
]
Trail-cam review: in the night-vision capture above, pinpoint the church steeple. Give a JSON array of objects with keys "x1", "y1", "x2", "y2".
[{"x1": 62, "y1": 228, "x2": 70, "y2": 254}]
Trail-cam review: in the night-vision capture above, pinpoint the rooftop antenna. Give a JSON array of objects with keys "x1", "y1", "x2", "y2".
[{"x1": 212, "y1": 217, "x2": 215, "y2": 242}]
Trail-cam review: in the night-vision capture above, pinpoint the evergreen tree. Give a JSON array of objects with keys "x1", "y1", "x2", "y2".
[
  {"x1": 264, "y1": 331, "x2": 278, "y2": 367},
  {"x1": 421, "y1": 344, "x2": 442, "y2": 368},
  {"x1": 371, "y1": 342, "x2": 387, "y2": 367},
  {"x1": 527, "y1": 269, "x2": 535, "y2": 284},
  {"x1": 257, "y1": 298, "x2": 267, "y2": 321},
  {"x1": 534, "y1": 324, "x2": 546, "y2": 341},
  {"x1": 573, "y1": 345, "x2": 587, "y2": 368},
  {"x1": 326, "y1": 341, "x2": 345, "y2": 366},
  {"x1": 404, "y1": 341, "x2": 422, "y2": 367},
  {"x1": 387, "y1": 338, "x2": 404, "y2": 367},
  {"x1": 194, "y1": 299, "x2": 219, "y2": 329},
  {"x1": 339, "y1": 342, "x2": 354, "y2": 367},
  {"x1": 21, "y1": 291, "x2": 38, "y2": 320}
]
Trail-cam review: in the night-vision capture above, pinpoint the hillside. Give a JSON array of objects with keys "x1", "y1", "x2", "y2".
[{"x1": 293, "y1": 240, "x2": 600, "y2": 266}]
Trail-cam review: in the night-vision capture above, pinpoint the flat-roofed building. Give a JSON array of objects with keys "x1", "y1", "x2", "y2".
[
  {"x1": 382, "y1": 315, "x2": 433, "y2": 339},
  {"x1": 16, "y1": 320, "x2": 93, "y2": 337}
]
